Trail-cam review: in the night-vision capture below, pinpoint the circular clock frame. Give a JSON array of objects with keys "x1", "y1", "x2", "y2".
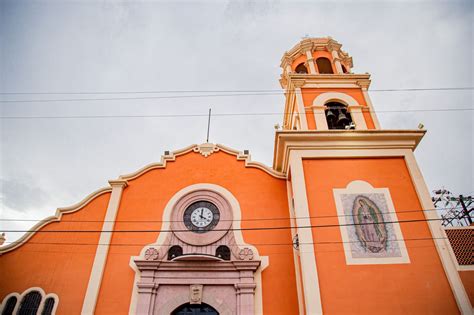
[
  {"x1": 183, "y1": 200, "x2": 220, "y2": 233},
  {"x1": 171, "y1": 190, "x2": 233, "y2": 246}
]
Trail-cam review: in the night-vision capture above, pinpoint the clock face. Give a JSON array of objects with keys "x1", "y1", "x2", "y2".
[{"x1": 183, "y1": 201, "x2": 220, "y2": 233}]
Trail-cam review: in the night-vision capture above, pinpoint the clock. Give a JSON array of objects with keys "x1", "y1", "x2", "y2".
[{"x1": 183, "y1": 201, "x2": 220, "y2": 233}]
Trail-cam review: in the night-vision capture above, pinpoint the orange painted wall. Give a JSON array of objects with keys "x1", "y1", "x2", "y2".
[
  {"x1": 94, "y1": 151, "x2": 299, "y2": 314},
  {"x1": 0, "y1": 192, "x2": 110, "y2": 314},
  {"x1": 459, "y1": 271, "x2": 474, "y2": 306},
  {"x1": 302, "y1": 158, "x2": 459, "y2": 314}
]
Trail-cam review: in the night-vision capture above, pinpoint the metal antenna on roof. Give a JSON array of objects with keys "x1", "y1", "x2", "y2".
[{"x1": 206, "y1": 108, "x2": 211, "y2": 143}]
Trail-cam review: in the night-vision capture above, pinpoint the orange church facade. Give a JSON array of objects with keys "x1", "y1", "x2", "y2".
[{"x1": 1, "y1": 37, "x2": 472, "y2": 315}]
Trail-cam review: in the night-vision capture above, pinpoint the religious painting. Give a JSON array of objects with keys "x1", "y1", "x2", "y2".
[{"x1": 333, "y1": 180, "x2": 410, "y2": 264}]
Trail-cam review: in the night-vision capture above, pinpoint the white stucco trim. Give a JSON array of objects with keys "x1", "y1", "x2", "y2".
[
  {"x1": 312, "y1": 92, "x2": 359, "y2": 108},
  {"x1": 311, "y1": 105, "x2": 328, "y2": 131},
  {"x1": 295, "y1": 88, "x2": 309, "y2": 130},
  {"x1": 286, "y1": 180, "x2": 305, "y2": 315},
  {"x1": 289, "y1": 153, "x2": 323, "y2": 314},
  {"x1": 81, "y1": 180, "x2": 128, "y2": 315},
  {"x1": 129, "y1": 183, "x2": 269, "y2": 315},
  {"x1": 289, "y1": 148, "x2": 472, "y2": 314},
  {"x1": 0, "y1": 287, "x2": 59, "y2": 315},
  {"x1": 0, "y1": 187, "x2": 112, "y2": 254},
  {"x1": 403, "y1": 151, "x2": 472, "y2": 314},
  {"x1": 119, "y1": 144, "x2": 285, "y2": 180}
]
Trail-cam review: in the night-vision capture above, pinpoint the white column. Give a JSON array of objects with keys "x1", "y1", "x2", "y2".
[
  {"x1": 312, "y1": 105, "x2": 328, "y2": 130},
  {"x1": 348, "y1": 105, "x2": 367, "y2": 130},
  {"x1": 294, "y1": 86, "x2": 308, "y2": 130},
  {"x1": 289, "y1": 152, "x2": 323, "y2": 314},
  {"x1": 286, "y1": 64, "x2": 292, "y2": 75},
  {"x1": 331, "y1": 49, "x2": 343, "y2": 74},
  {"x1": 305, "y1": 50, "x2": 317, "y2": 74},
  {"x1": 81, "y1": 179, "x2": 128, "y2": 315}
]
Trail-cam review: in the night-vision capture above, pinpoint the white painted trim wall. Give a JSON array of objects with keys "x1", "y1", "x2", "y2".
[
  {"x1": 289, "y1": 152, "x2": 323, "y2": 314},
  {"x1": 81, "y1": 180, "x2": 128, "y2": 315}
]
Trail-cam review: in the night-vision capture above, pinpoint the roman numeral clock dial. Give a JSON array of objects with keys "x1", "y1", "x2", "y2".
[{"x1": 183, "y1": 201, "x2": 220, "y2": 233}]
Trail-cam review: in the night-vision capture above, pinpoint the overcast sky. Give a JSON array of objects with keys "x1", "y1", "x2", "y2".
[{"x1": 1, "y1": 0, "x2": 472, "y2": 243}]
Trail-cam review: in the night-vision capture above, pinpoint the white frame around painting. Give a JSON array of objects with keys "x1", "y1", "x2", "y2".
[{"x1": 333, "y1": 180, "x2": 410, "y2": 265}]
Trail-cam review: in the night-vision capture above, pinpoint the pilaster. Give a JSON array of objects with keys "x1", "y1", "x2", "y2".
[{"x1": 81, "y1": 179, "x2": 128, "y2": 315}]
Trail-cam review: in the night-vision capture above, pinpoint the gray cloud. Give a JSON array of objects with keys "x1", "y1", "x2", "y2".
[{"x1": 0, "y1": 177, "x2": 49, "y2": 212}]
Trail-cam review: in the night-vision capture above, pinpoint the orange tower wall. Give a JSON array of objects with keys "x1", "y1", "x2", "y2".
[{"x1": 302, "y1": 157, "x2": 459, "y2": 314}]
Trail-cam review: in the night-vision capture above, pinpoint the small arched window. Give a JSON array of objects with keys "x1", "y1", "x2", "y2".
[
  {"x1": 295, "y1": 63, "x2": 308, "y2": 74},
  {"x1": 216, "y1": 245, "x2": 231, "y2": 260},
  {"x1": 41, "y1": 297, "x2": 55, "y2": 315},
  {"x1": 18, "y1": 291, "x2": 42, "y2": 315},
  {"x1": 316, "y1": 57, "x2": 334, "y2": 74},
  {"x1": 168, "y1": 245, "x2": 183, "y2": 260},
  {"x1": 1, "y1": 296, "x2": 17, "y2": 315},
  {"x1": 325, "y1": 102, "x2": 353, "y2": 130}
]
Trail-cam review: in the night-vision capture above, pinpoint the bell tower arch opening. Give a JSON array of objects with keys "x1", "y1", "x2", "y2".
[
  {"x1": 295, "y1": 62, "x2": 308, "y2": 74},
  {"x1": 316, "y1": 57, "x2": 334, "y2": 74},
  {"x1": 325, "y1": 102, "x2": 353, "y2": 130}
]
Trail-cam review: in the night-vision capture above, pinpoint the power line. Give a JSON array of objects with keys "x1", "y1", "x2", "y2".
[
  {"x1": 1, "y1": 107, "x2": 472, "y2": 120},
  {"x1": 1, "y1": 87, "x2": 472, "y2": 95},
  {"x1": 0, "y1": 217, "x2": 444, "y2": 234},
  {"x1": 1, "y1": 87, "x2": 473, "y2": 103},
  {"x1": 0, "y1": 206, "x2": 456, "y2": 223},
  {"x1": 2, "y1": 236, "x2": 448, "y2": 248}
]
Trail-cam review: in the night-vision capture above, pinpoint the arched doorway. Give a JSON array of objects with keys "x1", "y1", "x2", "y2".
[{"x1": 171, "y1": 303, "x2": 219, "y2": 315}]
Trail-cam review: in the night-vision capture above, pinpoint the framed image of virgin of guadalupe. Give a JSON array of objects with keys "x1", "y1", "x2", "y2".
[{"x1": 333, "y1": 180, "x2": 410, "y2": 265}]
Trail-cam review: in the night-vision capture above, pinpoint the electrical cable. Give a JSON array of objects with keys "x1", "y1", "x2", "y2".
[
  {"x1": 0, "y1": 206, "x2": 461, "y2": 223},
  {"x1": 1, "y1": 108, "x2": 472, "y2": 120},
  {"x1": 1, "y1": 87, "x2": 473, "y2": 103},
  {"x1": 0, "y1": 217, "x2": 446, "y2": 233},
  {"x1": 1, "y1": 86, "x2": 472, "y2": 95}
]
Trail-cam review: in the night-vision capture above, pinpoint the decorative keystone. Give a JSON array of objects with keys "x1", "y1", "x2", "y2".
[{"x1": 194, "y1": 143, "x2": 219, "y2": 157}]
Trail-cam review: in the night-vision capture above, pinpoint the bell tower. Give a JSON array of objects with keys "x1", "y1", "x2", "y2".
[
  {"x1": 274, "y1": 38, "x2": 472, "y2": 314},
  {"x1": 279, "y1": 37, "x2": 379, "y2": 132}
]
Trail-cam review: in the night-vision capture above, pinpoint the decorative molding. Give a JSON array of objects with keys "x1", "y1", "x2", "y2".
[
  {"x1": 0, "y1": 187, "x2": 112, "y2": 254},
  {"x1": 128, "y1": 183, "x2": 269, "y2": 315},
  {"x1": 193, "y1": 143, "x2": 219, "y2": 157},
  {"x1": 273, "y1": 130, "x2": 426, "y2": 173},
  {"x1": 118, "y1": 144, "x2": 285, "y2": 181},
  {"x1": 289, "y1": 153, "x2": 323, "y2": 314}
]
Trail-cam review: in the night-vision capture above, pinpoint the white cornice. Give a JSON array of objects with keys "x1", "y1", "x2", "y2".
[
  {"x1": 119, "y1": 143, "x2": 286, "y2": 180},
  {"x1": 280, "y1": 37, "x2": 352, "y2": 69},
  {"x1": 0, "y1": 186, "x2": 113, "y2": 254},
  {"x1": 272, "y1": 130, "x2": 426, "y2": 173}
]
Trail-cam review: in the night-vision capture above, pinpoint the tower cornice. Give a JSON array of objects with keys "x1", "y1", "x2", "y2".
[
  {"x1": 272, "y1": 130, "x2": 426, "y2": 173},
  {"x1": 281, "y1": 73, "x2": 371, "y2": 89}
]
